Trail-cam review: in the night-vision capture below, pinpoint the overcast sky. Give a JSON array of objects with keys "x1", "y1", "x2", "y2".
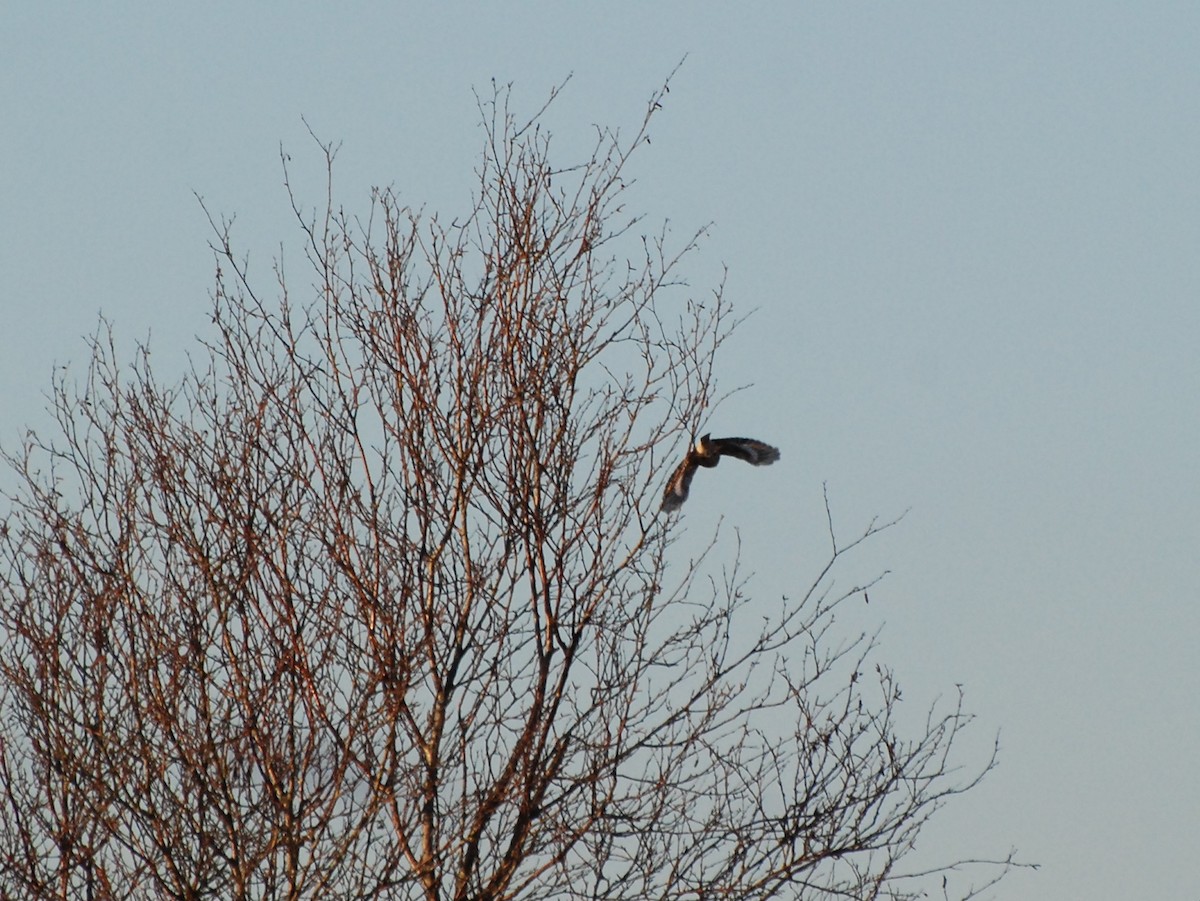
[{"x1": 4, "y1": 5, "x2": 1199, "y2": 899}]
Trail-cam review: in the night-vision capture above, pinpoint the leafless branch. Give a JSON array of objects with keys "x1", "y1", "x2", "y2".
[{"x1": 0, "y1": 78, "x2": 1016, "y2": 901}]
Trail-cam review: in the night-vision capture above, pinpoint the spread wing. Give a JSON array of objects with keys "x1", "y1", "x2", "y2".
[
  {"x1": 660, "y1": 436, "x2": 780, "y2": 512},
  {"x1": 660, "y1": 455, "x2": 699, "y2": 512},
  {"x1": 713, "y1": 437, "x2": 781, "y2": 466}
]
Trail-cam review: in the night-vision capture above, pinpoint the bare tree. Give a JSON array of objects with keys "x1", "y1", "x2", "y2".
[{"x1": 0, "y1": 82, "x2": 1020, "y2": 900}]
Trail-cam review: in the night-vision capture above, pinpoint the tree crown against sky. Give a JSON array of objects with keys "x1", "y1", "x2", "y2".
[{"x1": 0, "y1": 81, "x2": 1018, "y2": 900}]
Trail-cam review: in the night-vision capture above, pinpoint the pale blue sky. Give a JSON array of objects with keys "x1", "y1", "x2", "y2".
[{"x1": 4, "y1": 4, "x2": 1199, "y2": 898}]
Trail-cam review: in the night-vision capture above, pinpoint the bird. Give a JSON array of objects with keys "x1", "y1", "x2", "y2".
[{"x1": 660, "y1": 434, "x2": 781, "y2": 512}]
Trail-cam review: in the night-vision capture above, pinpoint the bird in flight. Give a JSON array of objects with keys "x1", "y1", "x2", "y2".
[{"x1": 660, "y1": 434, "x2": 781, "y2": 512}]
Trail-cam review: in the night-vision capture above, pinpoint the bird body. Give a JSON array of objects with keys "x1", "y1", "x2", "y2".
[{"x1": 660, "y1": 434, "x2": 780, "y2": 511}]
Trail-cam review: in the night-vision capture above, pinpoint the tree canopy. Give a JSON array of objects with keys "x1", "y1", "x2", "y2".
[{"x1": 0, "y1": 82, "x2": 1016, "y2": 901}]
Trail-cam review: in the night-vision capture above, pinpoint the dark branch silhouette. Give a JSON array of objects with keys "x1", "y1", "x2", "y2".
[{"x1": 0, "y1": 80, "x2": 1021, "y2": 901}]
